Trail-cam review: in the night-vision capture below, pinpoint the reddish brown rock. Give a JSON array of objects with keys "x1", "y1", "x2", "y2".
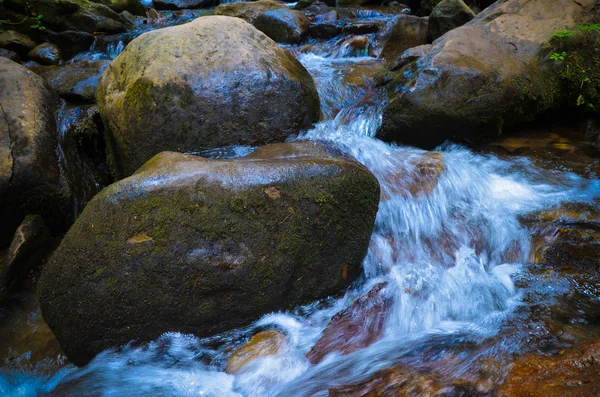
[
  {"x1": 329, "y1": 365, "x2": 467, "y2": 396},
  {"x1": 307, "y1": 282, "x2": 391, "y2": 364},
  {"x1": 497, "y1": 338, "x2": 600, "y2": 397},
  {"x1": 226, "y1": 330, "x2": 287, "y2": 373}
]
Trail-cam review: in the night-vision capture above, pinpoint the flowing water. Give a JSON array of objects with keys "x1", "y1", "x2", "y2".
[{"x1": 2, "y1": 9, "x2": 600, "y2": 397}]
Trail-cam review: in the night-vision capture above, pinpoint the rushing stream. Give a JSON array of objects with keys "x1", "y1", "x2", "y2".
[{"x1": 2, "y1": 9, "x2": 600, "y2": 397}]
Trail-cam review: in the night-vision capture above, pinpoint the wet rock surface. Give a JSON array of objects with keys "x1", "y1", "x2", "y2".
[
  {"x1": 96, "y1": 15, "x2": 320, "y2": 178},
  {"x1": 36, "y1": 61, "x2": 110, "y2": 102},
  {"x1": 226, "y1": 330, "x2": 287, "y2": 374},
  {"x1": 377, "y1": 0, "x2": 598, "y2": 148},
  {"x1": 497, "y1": 337, "x2": 600, "y2": 397},
  {"x1": 254, "y1": 9, "x2": 310, "y2": 44},
  {"x1": 427, "y1": 0, "x2": 476, "y2": 41},
  {"x1": 307, "y1": 282, "x2": 391, "y2": 364},
  {"x1": 38, "y1": 141, "x2": 380, "y2": 365},
  {"x1": 378, "y1": 14, "x2": 428, "y2": 60},
  {"x1": 0, "y1": 58, "x2": 69, "y2": 245},
  {"x1": 27, "y1": 43, "x2": 63, "y2": 66},
  {"x1": 214, "y1": 0, "x2": 288, "y2": 23},
  {"x1": 0, "y1": 215, "x2": 51, "y2": 300}
]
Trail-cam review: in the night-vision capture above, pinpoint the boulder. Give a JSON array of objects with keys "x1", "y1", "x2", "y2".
[
  {"x1": 38, "y1": 61, "x2": 110, "y2": 102},
  {"x1": 41, "y1": 30, "x2": 95, "y2": 60},
  {"x1": 254, "y1": 9, "x2": 310, "y2": 44},
  {"x1": 226, "y1": 330, "x2": 287, "y2": 374},
  {"x1": 497, "y1": 338, "x2": 600, "y2": 397},
  {"x1": 377, "y1": 0, "x2": 596, "y2": 148},
  {"x1": 214, "y1": 0, "x2": 287, "y2": 23},
  {"x1": 0, "y1": 0, "x2": 132, "y2": 35},
  {"x1": 0, "y1": 49, "x2": 20, "y2": 62},
  {"x1": 307, "y1": 283, "x2": 391, "y2": 364},
  {"x1": 378, "y1": 14, "x2": 429, "y2": 60},
  {"x1": 92, "y1": 0, "x2": 146, "y2": 15},
  {"x1": 153, "y1": 0, "x2": 214, "y2": 10},
  {"x1": 0, "y1": 215, "x2": 51, "y2": 296},
  {"x1": 0, "y1": 58, "x2": 69, "y2": 245},
  {"x1": 38, "y1": 141, "x2": 380, "y2": 365},
  {"x1": 96, "y1": 16, "x2": 320, "y2": 178},
  {"x1": 28, "y1": 43, "x2": 63, "y2": 66},
  {"x1": 0, "y1": 30, "x2": 37, "y2": 59},
  {"x1": 427, "y1": 0, "x2": 476, "y2": 41}
]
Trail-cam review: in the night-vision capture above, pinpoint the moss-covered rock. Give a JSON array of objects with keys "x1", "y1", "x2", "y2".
[
  {"x1": 377, "y1": 0, "x2": 596, "y2": 148},
  {"x1": 38, "y1": 141, "x2": 380, "y2": 366},
  {"x1": 96, "y1": 15, "x2": 320, "y2": 179},
  {"x1": 427, "y1": 0, "x2": 476, "y2": 42},
  {"x1": 254, "y1": 8, "x2": 310, "y2": 44},
  {"x1": 214, "y1": 0, "x2": 288, "y2": 23},
  {"x1": 0, "y1": 0, "x2": 133, "y2": 35},
  {"x1": 0, "y1": 58, "x2": 69, "y2": 245}
]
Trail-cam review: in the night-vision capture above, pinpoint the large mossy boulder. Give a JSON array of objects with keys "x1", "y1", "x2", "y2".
[
  {"x1": 38, "y1": 141, "x2": 380, "y2": 365},
  {"x1": 0, "y1": 58, "x2": 69, "y2": 245},
  {"x1": 427, "y1": 0, "x2": 476, "y2": 41},
  {"x1": 96, "y1": 15, "x2": 320, "y2": 179},
  {"x1": 377, "y1": 0, "x2": 597, "y2": 148}
]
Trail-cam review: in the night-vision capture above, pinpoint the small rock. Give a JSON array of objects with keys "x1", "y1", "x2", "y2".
[
  {"x1": 28, "y1": 43, "x2": 63, "y2": 66},
  {"x1": 307, "y1": 283, "x2": 391, "y2": 364},
  {"x1": 214, "y1": 0, "x2": 288, "y2": 23},
  {"x1": 0, "y1": 49, "x2": 20, "y2": 62},
  {"x1": 0, "y1": 30, "x2": 37, "y2": 59},
  {"x1": 254, "y1": 9, "x2": 310, "y2": 44},
  {"x1": 0, "y1": 215, "x2": 51, "y2": 295},
  {"x1": 39, "y1": 60, "x2": 110, "y2": 102},
  {"x1": 226, "y1": 330, "x2": 287, "y2": 373},
  {"x1": 427, "y1": 0, "x2": 476, "y2": 41},
  {"x1": 378, "y1": 14, "x2": 429, "y2": 60}
]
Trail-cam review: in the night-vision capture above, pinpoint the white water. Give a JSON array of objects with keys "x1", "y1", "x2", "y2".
[{"x1": 2, "y1": 17, "x2": 599, "y2": 397}]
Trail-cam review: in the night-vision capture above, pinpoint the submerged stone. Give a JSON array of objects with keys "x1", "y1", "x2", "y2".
[
  {"x1": 226, "y1": 330, "x2": 287, "y2": 374},
  {"x1": 497, "y1": 338, "x2": 600, "y2": 397},
  {"x1": 38, "y1": 141, "x2": 380, "y2": 366},
  {"x1": 307, "y1": 282, "x2": 391, "y2": 364},
  {"x1": 96, "y1": 15, "x2": 320, "y2": 178}
]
